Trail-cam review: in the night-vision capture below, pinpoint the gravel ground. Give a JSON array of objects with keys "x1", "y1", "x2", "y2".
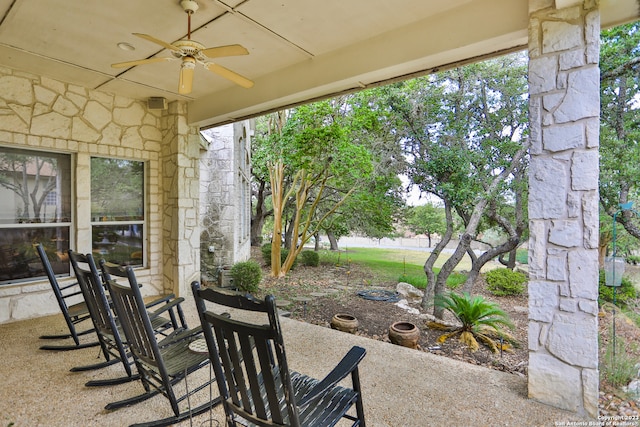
[{"x1": 0, "y1": 292, "x2": 596, "y2": 427}]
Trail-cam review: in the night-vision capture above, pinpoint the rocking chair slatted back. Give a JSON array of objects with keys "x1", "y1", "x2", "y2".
[
  {"x1": 35, "y1": 243, "x2": 97, "y2": 351},
  {"x1": 192, "y1": 283, "x2": 367, "y2": 427}
]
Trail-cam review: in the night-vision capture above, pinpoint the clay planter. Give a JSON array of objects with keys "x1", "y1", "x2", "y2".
[
  {"x1": 330, "y1": 313, "x2": 359, "y2": 334},
  {"x1": 389, "y1": 321, "x2": 420, "y2": 349}
]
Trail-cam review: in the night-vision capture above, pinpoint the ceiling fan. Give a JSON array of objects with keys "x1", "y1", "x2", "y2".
[{"x1": 111, "y1": 0, "x2": 253, "y2": 94}]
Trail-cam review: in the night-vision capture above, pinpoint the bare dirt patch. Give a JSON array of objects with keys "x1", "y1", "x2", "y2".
[{"x1": 255, "y1": 251, "x2": 528, "y2": 375}]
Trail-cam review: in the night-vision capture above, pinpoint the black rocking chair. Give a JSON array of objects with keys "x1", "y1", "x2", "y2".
[
  {"x1": 68, "y1": 250, "x2": 184, "y2": 387},
  {"x1": 105, "y1": 264, "x2": 219, "y2": 427},
  {"x1": 192, "y1": 282, "x2": 367, "y2": 427},
  {"x1": 35, "y1": 243, "x2": 99, "y2": 351}
]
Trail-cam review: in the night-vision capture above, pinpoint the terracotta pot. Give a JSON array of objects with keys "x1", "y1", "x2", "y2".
[
  {"x1": 389, "y1": 321, "x2": 420, "y2": 349},
  {"x1": 330, "y1": 313, "x2": 359, "y2": 334}
]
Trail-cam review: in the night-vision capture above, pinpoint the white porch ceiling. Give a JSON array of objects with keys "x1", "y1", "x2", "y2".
[{"x1": 0, "y1": 0, "x2": 638, "y2": 128}]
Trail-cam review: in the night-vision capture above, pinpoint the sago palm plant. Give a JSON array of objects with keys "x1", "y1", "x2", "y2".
[{"x1": 432, "y1": 292, "x2": 516, "y2": 353}]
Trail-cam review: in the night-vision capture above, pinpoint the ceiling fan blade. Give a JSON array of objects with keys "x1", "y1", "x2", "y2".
[
  {"x1": 201, "y1": 44, "x2": 249, "y2": 59},
  {"x1": 133, "y1": 33, "x2": 182, "y2": 53},
  {"x1": 204, "y1": 62, "x2": 254, "y2": 88},
  {"x1": 179, "y1": 58, "x2": 196, "y2": 94},
  {"x1": 111, "y1": 57, "x2": 173, "y2": 69}
]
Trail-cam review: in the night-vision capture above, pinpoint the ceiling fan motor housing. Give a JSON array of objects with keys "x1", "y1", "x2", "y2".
[{"x1": 180, "y1": 0, "x2": 199, "y2": 14}]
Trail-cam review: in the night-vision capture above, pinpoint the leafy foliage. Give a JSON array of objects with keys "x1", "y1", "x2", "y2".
[
  {"x1": 627, "y1": 255, "x2": 640, "y2": 265},
  {"x1": 599, "y1": 22, "x2": 640, "y2": 241},
  {"x1": 598, "y1": 270, "x2": 637, "y2": 307},
  {"x1": 382, "y1": 53, "x2": 530, "y2": 313},
  {"x1": 432, "y1": 292, "x2": 515, "y2": 352},
  {"x1": 485, "y1": 268, "x2": 527, "y2": 296},
  {"x1": 405, "y1": 203, "x2": 447, "y2": 246},
  {"x1": 300, "y1": 250, "x2": 319, "y2": 267},
  {"x1": 230, "y1": 260, "x2": 263, "y2": 294}
]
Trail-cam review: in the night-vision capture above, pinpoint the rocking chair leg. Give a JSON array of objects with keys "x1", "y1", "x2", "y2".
[
  {"x1": 70, "y1": 358, "x2": 119, "y2": 372},
  {"x1": 105, "y1": 389, "x2": 163, "y2": 410},
  {"x1": 39, "y1": 327, "x2": 95, "y2": 340},
  {"x1": 128, "y1": 397, "x2": 221, "y2": 427},
  {"x1": 40, "y1": 340, "x2": 100, "y2": 351},
  {"x1": 85, "y1": 373, "x2": 140, "y2": 387}
]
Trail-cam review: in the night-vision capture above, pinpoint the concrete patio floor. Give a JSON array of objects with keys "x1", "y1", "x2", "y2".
[{"x1": 0, "y1": 296, "x2": 592, "y2": 427}]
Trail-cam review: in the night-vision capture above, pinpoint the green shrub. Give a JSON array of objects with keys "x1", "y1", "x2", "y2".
[
  {"x1": 260, "y1": 243, "x2": 297, "y2": 269},
  {"x1": 230, "y1": 260, "x2": 262, "y2": 293},
  {"x1": 627, "y1": 255, "x2": 640, "y2": 265},
  {"x1": 300, "y1": 250, "x2": 319, "y2": 267},
  {"x1": 261, "y1": 243, "x2": 272, "y2": 264},
  {"x1": 485, "y1": 268, "x2": 527, "y2": 296},
  {"x1": 598, "y1": 270, "x2": 637, "y2": 307}
]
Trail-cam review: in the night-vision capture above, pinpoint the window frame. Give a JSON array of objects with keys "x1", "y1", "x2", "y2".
[
  {"x1": 0, "y1": 146, "x2": 73, "y2": 285},
  {"x1": 90, "y1": 156, "x2": 146, "y2": 268}
]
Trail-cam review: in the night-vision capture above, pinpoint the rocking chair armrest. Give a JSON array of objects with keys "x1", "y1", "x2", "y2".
[
  {"x1": 297, "y1": 345, "x2": 366, "y2": 408},
  {"x1": 147, "y1": 297, "x2": 185, "y2": 320},
  {"x1": 144, "y1": 293, "x2": 177, "y2": 309},
  {"x1": 158, "y1": 325, "x2": 203, "y2": 346}
]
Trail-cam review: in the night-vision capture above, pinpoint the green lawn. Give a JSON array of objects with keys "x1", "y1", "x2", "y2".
[{"x1": 318, "y1": 247, "x2": 472, "y2": 289}]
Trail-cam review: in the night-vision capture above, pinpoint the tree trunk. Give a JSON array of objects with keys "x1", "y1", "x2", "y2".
[
  {"x1": 314, "y1": 232, "x2": 320, "y2": 251},
  {"x1": 599, "y1": 230, "x2": 612, "y2": 268},
  {"x1": 462, "y1": 237, "x2": 521, "y2": 293},
  {"x1": 434, "y1": 233, "x2": 472, "y2": 318},
  {"x1": 498, "y1": 248, "x2": 517, "y2": 269},
  {"x1": 327, "y1": 231, "x2": 339, "y2": 251},
  {"x1": 269, "y1": 162, "x2": 285, "y2": 277},
  {"x1": 251, "y1": 180, "x2": 269, "y2": 246},
  {"x1": 283, "y1": 214, "x2": 295, "y2": 249},
  {"x1": 421, "y1": 201, "x2": 454, "y2": 311}
]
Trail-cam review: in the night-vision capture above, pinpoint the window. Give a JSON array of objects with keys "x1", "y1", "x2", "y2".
[
  {"x1": 90, "y1": 158, "x2": 144, "y2": 266},
  {"x1": 0, "y1": 147, "x2": 72, "y2": 284}
]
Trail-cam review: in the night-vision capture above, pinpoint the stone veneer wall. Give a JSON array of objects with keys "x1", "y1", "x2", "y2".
[
  {"x1": 199, "y1": 121, "x2": 252, "y2": 283},
  {"x1": 527, "y1": 0, "x2": 600, "y2": 417},
  {"x1": 160, "y1": 102, "x2": 202, "y2": 297},
  {"x1": 0, "y1": 66, "x2": 200, "y2": 322}
]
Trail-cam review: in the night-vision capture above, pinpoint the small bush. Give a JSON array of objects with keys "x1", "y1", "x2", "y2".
[
  {"x1": 261, "y1": 243, "x2": 272, "y2": 264},
  {"x1": 300, "y1": 250, "x2": 320, "y2": 267},
  {"x1": 598, "y1": 270, "x2": 637, "y2": 307},
  {"x1": 600, "y1": 336, "x2": 640, "y2": 387},
  {"x1": 230, "y1": 260, "x2": 262, "y2": 294},
  {"x1": 485, "y1": 268, "x2": 527, "y2": 296}
]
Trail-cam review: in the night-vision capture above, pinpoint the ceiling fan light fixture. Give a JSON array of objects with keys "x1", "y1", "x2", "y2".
[{"x1": 179, "y1": 57, "x2": 196, "y2": 94}]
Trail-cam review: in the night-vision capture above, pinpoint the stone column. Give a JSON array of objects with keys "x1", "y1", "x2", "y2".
[
  {"x1": 161, "y1": 101, "x2": 201, "y2": 297},
  {"x1": 527, "y1": 0, "x2": 600, "y2": 417}
]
